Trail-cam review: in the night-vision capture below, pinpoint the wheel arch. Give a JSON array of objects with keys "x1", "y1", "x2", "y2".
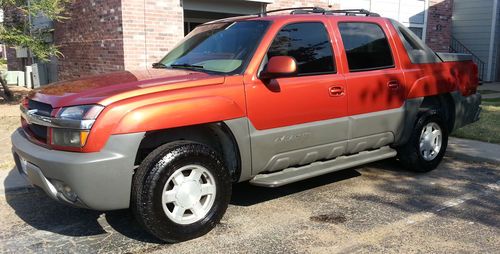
[
  {"x1": 419, "y1": 93, "x2": 455, "y2": 131},
  {"x1": 395, "y1": 92, "x2": 456, "y2": 146},
  {"x1": 134, "y1": 122, "x2": 242, "y2": 182}
]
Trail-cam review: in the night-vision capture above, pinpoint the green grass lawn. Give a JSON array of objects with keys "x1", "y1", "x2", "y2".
[{"x1": 451, "y1": 98, "x2": 500, "y2": 144}]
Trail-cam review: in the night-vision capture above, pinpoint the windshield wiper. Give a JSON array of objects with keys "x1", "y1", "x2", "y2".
[
  {"x1": 170, "y1": 63, "x2": 204, "y2": 69},
  {"x1": 152, "y1": 62, "x2": 168, "y2": 69}
]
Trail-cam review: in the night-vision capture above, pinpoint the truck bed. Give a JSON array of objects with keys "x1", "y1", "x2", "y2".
[{"x1": 436, "y1": 52, "x2": 473, "y2": 62}]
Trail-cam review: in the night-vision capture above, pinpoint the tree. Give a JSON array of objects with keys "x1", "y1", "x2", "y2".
[{"x1": 0, "y1": 0, "x2": 71, "y2": 101}]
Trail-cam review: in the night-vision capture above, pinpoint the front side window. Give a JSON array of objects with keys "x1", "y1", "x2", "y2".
[
  {"x1": 266, "y1": 22, "x2": 335, "y2": 75},
  {"x1": 338, "y1": 22, "x2": 394, "y2": 71},
  {"x1": 159, "y1": 21, "x2": 270, "y2": 74}
]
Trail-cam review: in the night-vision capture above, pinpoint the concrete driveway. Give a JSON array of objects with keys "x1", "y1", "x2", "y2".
[{"x1": 1, "y1": 155, "x2": 499, "y2": 253}]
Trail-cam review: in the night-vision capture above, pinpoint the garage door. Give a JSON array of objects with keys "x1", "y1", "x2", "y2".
[{"x1": 183, "y1": 0, "x2": 267, "y2": 34}]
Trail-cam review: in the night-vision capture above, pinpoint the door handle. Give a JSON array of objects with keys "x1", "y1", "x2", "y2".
[
  {"x1": 329, "y1": 86, "x2": 344, "y2": 97},
  {"x1": 387, "y1": 81, "x2": 400, "y2": 89}
]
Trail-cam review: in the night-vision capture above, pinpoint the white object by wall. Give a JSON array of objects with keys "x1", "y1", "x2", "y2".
[{"x1": 31, "y1": 63, "x2": 49, "y2": 88}]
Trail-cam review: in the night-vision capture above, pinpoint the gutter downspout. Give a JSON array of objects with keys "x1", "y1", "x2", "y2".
[
  {"x1": 487, "y1": 0, "x2": 499, "y2": 81},
  {"x1": 422, "y1": 0, "x2": 430, "y2": 43}
]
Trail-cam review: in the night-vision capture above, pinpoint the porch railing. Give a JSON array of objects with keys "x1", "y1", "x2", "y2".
[{"x1": 449, "y1": 36, "x2": 486, "y2": 81}]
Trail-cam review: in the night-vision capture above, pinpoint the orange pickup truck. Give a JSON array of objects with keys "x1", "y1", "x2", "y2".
[{"x1": 11, "y1": 8, "x2": 481, "y2": 242}]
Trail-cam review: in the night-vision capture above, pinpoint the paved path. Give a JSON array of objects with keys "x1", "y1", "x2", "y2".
[
  {"x1": 478, "y1": 82, "x2": 500, "y2": 92},
  {"x1": 448, "y1": 137, "x2": 500, "y2": 164},
  {"x1": 0, "y1": 156, "x2": 498, "y2": 253},
  {"x1": 478, "y1": 82, "x2": 500, "y2": 99},
  {"x1": 0, "y1": 138, "x2": 499, "y2": 253}
]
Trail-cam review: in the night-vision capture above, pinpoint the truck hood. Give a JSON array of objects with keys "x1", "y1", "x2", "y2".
[{"x1": 28, "y1": 69, "x2": 225, "y2": 108}]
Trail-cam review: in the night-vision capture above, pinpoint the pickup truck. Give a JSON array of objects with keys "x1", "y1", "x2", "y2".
[{"x1": 11, "y1": 8, "x2": 481, "y2": 243}]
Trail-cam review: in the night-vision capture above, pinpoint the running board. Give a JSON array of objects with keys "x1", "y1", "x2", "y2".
[{"x1": 249, "y1": 146, "x2": 397, "y2": 187}]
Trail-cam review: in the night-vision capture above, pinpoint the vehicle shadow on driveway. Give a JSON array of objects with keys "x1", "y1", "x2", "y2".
[
  {"x1": 347, "y1": 156, "x2": 500, "y2": 228},
  {"x1": 6, "y1": 156, "x2": 497, "y2": 244},
  {"x1": 4, "y1": 166, "x2": 362, "y2": 243},
  {"x1": 4, "y1": 186, "x2": 163, "y2": 243},
  {"x1": 231, "y1": 168, "x2": 362, "y2": 206}
]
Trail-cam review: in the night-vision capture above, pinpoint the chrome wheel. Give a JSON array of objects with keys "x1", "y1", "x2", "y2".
[
  {"x1": 419, "y1": 122, "x2": 442, "y2": 161},
  {"x1": 162, "y1": 165, "x2": 217, "y2": 225}
]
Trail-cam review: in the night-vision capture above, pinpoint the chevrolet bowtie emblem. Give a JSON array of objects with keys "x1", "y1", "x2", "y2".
[{"x1": 27, "y1": 109, "x2": 38, "y2": 115}]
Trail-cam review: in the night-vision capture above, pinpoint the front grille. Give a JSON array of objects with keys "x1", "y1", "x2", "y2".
[
  {"x1": 28, "y1": 100, "x2": 52, "y2": 117},
  {"x1": 25, "y1": 100, "x2": 53, "y2": 142},
  {"x1": 28, "y1": 124, "x2": 48, "y2": 141}
]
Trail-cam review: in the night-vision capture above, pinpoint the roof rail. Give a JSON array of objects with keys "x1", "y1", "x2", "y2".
[
  {"x1": 257, "y1": 7, "x2": 380, "y2": 17},
  {"x1": 324, "y1": 9, "x2": 380, "y2": 17},
  {"x1": 258, "y1": 7, "x2": 323, "y2": 16}
]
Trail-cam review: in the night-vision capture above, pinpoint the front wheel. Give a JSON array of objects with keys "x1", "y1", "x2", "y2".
[
  {"x1": 131, "y1": 141, "x2": 232, "y2": 243},
  {"x1": 397, "y1": 111, "x2": 448, "y2": 172}
]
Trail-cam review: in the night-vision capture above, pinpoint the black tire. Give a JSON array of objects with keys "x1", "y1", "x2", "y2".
[
  {"x1": 131, "y1": 141, "x2": 232, "y2": 243},
  {"x1": 397, "y1": 111, "x2": 448, "y2": 172}
]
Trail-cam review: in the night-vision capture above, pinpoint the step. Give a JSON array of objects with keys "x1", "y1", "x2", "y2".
[{"x1": 249, "y1": 146, "x2": 397, "y2": 187}]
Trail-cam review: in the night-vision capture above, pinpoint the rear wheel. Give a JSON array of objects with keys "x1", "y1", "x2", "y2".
[
  {"x1": 131, "y1": 141, "x2": 231, "y2": 243},
  {"x1": 397, "y1": 111, "x2": 448, "y2": 172}
]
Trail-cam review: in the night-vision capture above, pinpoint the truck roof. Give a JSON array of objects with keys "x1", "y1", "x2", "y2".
[{"x1": 205, "y1": 7, "x2": 386, "y2": 25}]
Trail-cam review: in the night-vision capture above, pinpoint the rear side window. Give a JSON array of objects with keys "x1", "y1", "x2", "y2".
[
  {"x1": 267, "y1": 22, "x2": 335, "y2": 75},
  {"x1": 390, "y1": 19, "x2": 440, "y2": 64},
  {"x1": 399, "y1": 27, "x2": 422, "y2": 50},
  {"x1": 338, "y1": 22, "x2": 394, "y2": 71}
]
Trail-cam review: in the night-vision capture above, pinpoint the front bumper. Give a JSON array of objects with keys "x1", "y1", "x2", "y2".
[
  {"x1": 11, "y1": 129, "x2": 144, "y2": 210},
  {"x1": 452, "y1": 92, "x2": 482, "y2": 130}
]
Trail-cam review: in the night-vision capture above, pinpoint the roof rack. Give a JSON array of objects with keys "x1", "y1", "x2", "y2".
[
  {"x1": 324, "y1": 9, "x2": 381, "y2": 17},
  {"x1": 257, "y1": 7, "x2": 380, "y2": 17}
]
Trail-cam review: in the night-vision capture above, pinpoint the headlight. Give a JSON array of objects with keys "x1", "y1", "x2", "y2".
[
  {"x1": 57, "y1": 105, "x2": 104, "y2": 120},
  {"x1": 51, "y1": 105, "x2": 104, "y2": 147},
  {"x1": 52, "y1": 128, "x2": 89, "y2": 147}
]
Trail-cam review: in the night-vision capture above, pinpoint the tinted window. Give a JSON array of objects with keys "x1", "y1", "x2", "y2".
[
  {"x1": 267, "y1": 22, "x2": 335, "y2": 75},
  {"x1": 408, "y1": 27, "x2": 423, "y2": 39},
  {"x1": 160, "y1": 21, "x2": 270, "y2": 74},
  {"x1": 338, "y1": 22, "x2": 394, "y2": 71},
  {"x1": 400, "y1": 27, "x2": 422, "y2": 50},
  {"x1": 390, "y1": 19, "x2": 440, "y2": 64}
]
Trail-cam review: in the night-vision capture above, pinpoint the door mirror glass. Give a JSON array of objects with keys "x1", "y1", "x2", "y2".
[{"x1": 259, "y1": 56, "x2": 297, "y2": 80}]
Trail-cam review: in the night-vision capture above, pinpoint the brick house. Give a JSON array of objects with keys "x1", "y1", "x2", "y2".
[{"x1": 5, "y1": 0, "x2": 453, "y2": 82}]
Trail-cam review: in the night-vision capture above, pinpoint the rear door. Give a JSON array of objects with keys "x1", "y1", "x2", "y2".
[
  {"x1": 334, "y1": 19, "x2": 406, "y2": 153},
  {"x1": 244, "y1": 19, "x2": 348, "y2": 174}
]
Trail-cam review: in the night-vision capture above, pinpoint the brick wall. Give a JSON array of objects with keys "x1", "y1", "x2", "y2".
[
  {"x1": 121, "y1": 0, "x2": 183, "y2": 70},
  {"x1": 5, "y1": 48, "x2": 25, "y2": 71},
  {"x1": 425, "y1": 0, "x2": 453, "y2": 52},
  {"x1": 3, "y1": 6, "x2": 28, "y2": 71},
  {"x1": 54, "y1": 0, "x2": 125, "y2": 80}
]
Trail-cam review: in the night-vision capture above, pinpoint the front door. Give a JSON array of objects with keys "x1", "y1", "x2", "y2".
[{"x1": 244, "y1": 20, "x2": 348, "y2": 174}]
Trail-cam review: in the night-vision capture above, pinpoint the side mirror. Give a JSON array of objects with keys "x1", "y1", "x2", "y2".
[{"x1": 259, "y1": 56, "x2": 297, "y2": 80}]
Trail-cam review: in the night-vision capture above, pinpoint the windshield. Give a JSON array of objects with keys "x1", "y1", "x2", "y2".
[{"x1": 158, "y1": 21, "x2": 270, "y2": 74}]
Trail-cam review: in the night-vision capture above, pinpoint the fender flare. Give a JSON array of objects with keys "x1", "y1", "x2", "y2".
[
  {"x1": 407, "y1": 75, "x2": 457, "y2": 99},
  {"x1": 112, "y1": 96, "x2": 246, "y2": 134}
]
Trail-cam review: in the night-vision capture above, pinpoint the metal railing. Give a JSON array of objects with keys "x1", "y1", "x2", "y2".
[
  {"x1": 258, "y1": 7, "x2": 380, "y2": 17},
  {"x1": 449, "y1": 36, "x2": 486, "y2": 81}
]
